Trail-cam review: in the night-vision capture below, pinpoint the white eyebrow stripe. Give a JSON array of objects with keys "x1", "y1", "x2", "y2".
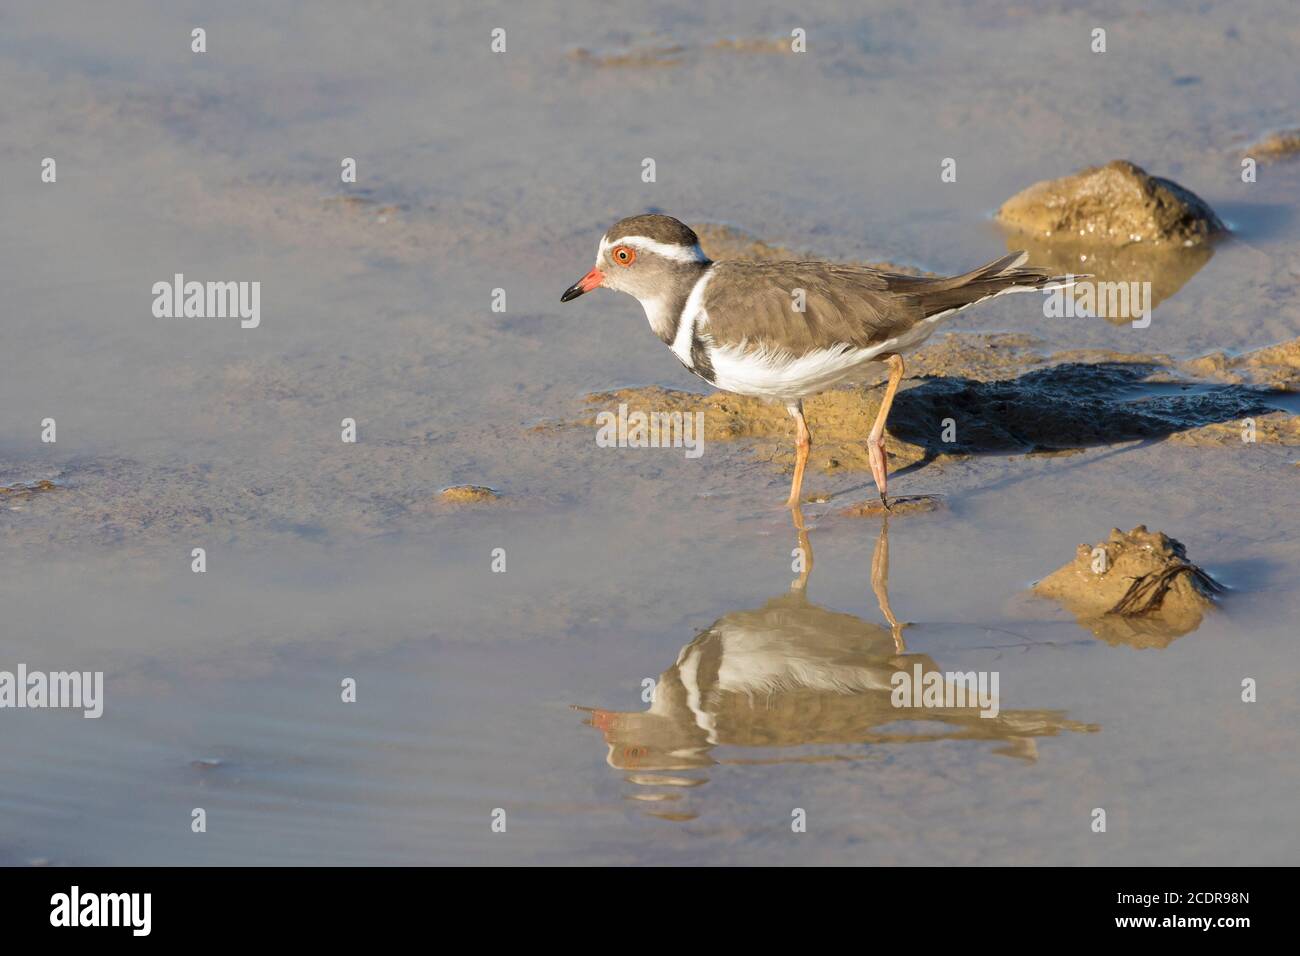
[{"x1": 599, "y1": 234, "x2": 708, "y2": 263}]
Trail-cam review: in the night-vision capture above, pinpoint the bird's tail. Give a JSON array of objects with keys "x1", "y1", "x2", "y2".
[
  {"x1": 914, "y1": 251, "x2": 1086, "y2": 318},
  {"x1": 976, "y1": 250, "x2": 1086, "y2": 294}
]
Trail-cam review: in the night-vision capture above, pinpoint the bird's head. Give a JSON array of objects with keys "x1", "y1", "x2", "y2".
[{"x1": 561, "y1": 214, "x2": 709, "y2": 305}]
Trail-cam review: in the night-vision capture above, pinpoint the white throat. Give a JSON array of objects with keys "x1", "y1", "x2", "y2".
[{"x1": 638, "y1": 295, "x2": 677, "y2": 340}]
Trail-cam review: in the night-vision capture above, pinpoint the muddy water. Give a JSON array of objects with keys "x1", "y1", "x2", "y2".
[{"x1": 2, "y1": 2, "x2": 1298, "y2": 865}]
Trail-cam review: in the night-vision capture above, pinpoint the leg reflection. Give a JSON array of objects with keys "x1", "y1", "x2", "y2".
[
  {"x1": 871, "y1": 517, "x2": 906, "y2": 653},
  {"x1": 790, "y1": 504, "x2": 812, "y2": 592}
]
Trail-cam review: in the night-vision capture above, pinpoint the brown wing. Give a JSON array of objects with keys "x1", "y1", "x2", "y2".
[{"x1": 701, "y1": 254, "x2": 1060, "y2": 353}]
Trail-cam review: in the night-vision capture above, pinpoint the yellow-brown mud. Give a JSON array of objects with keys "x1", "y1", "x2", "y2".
[{"x1": 438, "y1": 485, "x2": 500, "y2": 504}]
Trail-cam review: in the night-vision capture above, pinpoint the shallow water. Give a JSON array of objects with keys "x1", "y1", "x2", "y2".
[{"x1": 2, "y1": 1, "x2": 1298, "y2": 865}]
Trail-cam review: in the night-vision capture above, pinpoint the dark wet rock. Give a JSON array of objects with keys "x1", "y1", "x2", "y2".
[
  {"x1": 1245, "y1": 128, "x2": 1300, "y2": 164},
  {"x1": 997, "y1": 160, "x2": 1225, "y2": 246},
  {"x1": 1034, "y1": 526, "x2": 1222, "y2": 648}
]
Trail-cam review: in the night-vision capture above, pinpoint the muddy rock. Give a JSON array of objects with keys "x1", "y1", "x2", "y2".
[
  {"x1": 439, "y1": 485, "x2": 500, "y2": 504},
  {"x1": 997, "y1": 160, "x2": 1225, "y2": 247},
  {"x1": 1245, "y1": 128, "x2": 1300, "y2": 164},
  {"x1": 1034, "y1": 526, "x2": 1222, "y2": 648}
]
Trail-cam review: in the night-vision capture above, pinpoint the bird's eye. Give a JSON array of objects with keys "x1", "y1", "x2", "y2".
[{"x1": 612, "y1": 245, "x2": 636, "y2": 266}]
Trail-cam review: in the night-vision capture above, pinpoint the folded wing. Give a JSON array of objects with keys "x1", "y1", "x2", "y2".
[{"x1": 701, "y1": 253, "x2": 1064, "y2": 354}]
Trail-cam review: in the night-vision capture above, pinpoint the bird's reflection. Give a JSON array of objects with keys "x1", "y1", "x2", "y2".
[{"x1": 577, "y1": 508, "x2": 1097, "y2": 813}]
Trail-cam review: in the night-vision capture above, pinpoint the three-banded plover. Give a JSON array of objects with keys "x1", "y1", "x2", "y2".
[{"x1": 562, "y1": 214, "x2": 1076, "y2": 508}]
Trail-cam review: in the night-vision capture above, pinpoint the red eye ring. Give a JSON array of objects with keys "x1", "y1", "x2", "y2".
[{"x1": 612, "y1": 245, "x2": 636, "y2": 266}]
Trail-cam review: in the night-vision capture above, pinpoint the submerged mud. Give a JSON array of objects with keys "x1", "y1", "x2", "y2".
[{"x1": 1033, "y1": 526, "x2": 1222, "y2": 648}]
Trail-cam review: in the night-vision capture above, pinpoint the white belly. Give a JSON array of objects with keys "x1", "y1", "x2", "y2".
[{"x1": 705, "y1": 317, "x2": 943, "y2": 402}]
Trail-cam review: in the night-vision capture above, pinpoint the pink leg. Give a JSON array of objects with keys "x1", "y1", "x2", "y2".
[{"x1": 868, "y1": 354, "x2": 906, "y2": 509}]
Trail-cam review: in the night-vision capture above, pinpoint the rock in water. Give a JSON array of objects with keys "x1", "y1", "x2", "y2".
[
  {"x1": 997, "y1": 160, "x2": 1225, "y2": 246},
  {"x1": 439, "y1": 485, "x2": 500, "y2": 503},
  {"x1": 1033, "y1": 525, "x2": 1222, "y2": 648}
]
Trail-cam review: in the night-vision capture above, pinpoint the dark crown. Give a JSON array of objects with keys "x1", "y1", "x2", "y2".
[{"x1": 606, "y1": 214, "x2": 699, "y2": 248}]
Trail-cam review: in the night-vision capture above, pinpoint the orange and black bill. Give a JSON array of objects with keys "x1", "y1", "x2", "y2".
[{"x1": 561, "y1": 267, "x2": 604, "y2": 302}]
